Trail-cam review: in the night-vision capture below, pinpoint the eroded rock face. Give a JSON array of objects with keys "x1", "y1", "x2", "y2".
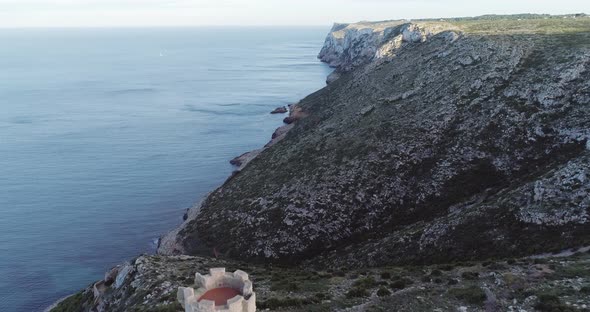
[
  {"x1": 318, "y1": 20, "x2": 459, "y2": 82},
  {"x1": 515, "y1": 156, "x2": 590, "y2": 226},
  {"x1": 168, "y1": 20, "x2": 590, "y2": 267}
]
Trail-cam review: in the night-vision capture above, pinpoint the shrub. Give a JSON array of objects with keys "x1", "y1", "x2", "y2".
[
  {"x1": 534, "y1": 294, "x2": 572, "y2": 312},
  {"x1": 353, "y1": 277, "x2": 377, "y2": 289},
  {"x1": 314, "y1": 292, "x2": 331, "y2": 300},
  {"x1": 150, "y1": 303, "x2": 184, "y2": 312},
  {"x1": 258, "y1": 296, "x2": 323, "y2": 309},
  {"x1": 380, "y1": 272, "x2": 391, "y2": 279},
  {"x1": 461, "y1": 272, "x2": 479, "y2": 280},
  {"x1": 271, "y1": 280, "x2": 300, "y2": 291},
  {"x1": 580, "y1": 286, "x2": 590, "y2": 294},
  {"x1": 430, "y1": 269, "x2": 443, "y2": 276},
  {"x1": 390, "y1": 277, "x2": 413, "y2": 290},
  {"x1": 534, "y1": 258, "x2": 548, "y2": 264},
  {"x1": 558, "y1": 265, "x2": 590, "y2": 278},
  {"x1": 51, "y1": 291, "x2": 92, "y2": 312},
  {"x1": 488, "y1": 263, "x2": 508, "y2": 271},
  {"x1": 346, "y1": 287, "x2": 369, "y2": 298},
  {"x1": 439, "y1": 264, "x2": 455, "y2": 271},
  {"x1": 259, "y1": 297, "x2": 301, "y2": 309},
  {"x1": 377, "y1": 287, "x2": 392, "y2": 297},
  {"x1": 447, "y1": 279, "x2": 459, "y2": 285},
  {"x1": 286, "y1": 282, "x2": 300, "y2": 291},
  {"x1": 449, "y1": 286, "x2": 486, "y2": 305}
]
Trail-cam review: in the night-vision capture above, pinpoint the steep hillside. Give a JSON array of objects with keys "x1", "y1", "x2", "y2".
[{"x1": 161, "y1": 16, "x2": 590, "y2": 267}]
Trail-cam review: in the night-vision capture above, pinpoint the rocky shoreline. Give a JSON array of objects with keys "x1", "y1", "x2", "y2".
[
  {"x1": 49, "y1": 14, "x2": 590, "y2": 312},
  {"x1": 157, "y1": 103, "x2": 305, "y2": 257},
  {"x1": 45, "y1": 103, "x2": 309, "y2": 312},
  {"x1": 155, "y1": 21, "x2": 455, "y2": 260},
  {"x1": 46, "y1": 47, "x2": 319, "y2": 312}
]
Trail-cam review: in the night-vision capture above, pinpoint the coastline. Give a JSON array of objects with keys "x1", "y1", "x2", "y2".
[
  {"x1": 156, "y1": 104, "x2": 302, "y2": 256},
  {"x1": 43, "y1": 109, "x2": 300, "y2": 311},
  {"x1": 43, "y1": 15, "x2": 590, "y2": 311},
  {"x1": 2, "y1": 27, "x2": 334, "y2": 312},
  {"x1": 43, "y1": 294, "x2": 75, "y2": 312},
  {"x1": 45, "y1": 93, "x2": 322, "y2": 312}
]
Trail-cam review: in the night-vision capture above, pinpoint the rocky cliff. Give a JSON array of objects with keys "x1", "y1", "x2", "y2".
[
  {"x1": 318, "y1": 21, "x2": 456, "y2": 82},
  {"x1": 163, "y1": 16, "x2": 590, "y2": 267},
  {"x1": 52, "y1": 15, "x2": 590, "y2": 312}
]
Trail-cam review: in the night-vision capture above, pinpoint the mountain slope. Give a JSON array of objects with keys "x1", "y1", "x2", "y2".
[{"x1": 162, "y1": 16, "x2": 590, "y2": 267}]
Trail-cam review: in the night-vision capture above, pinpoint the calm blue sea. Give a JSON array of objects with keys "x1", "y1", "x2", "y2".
[{"x1": 0, "y1": 27, "x2": 331, "y2": 312}]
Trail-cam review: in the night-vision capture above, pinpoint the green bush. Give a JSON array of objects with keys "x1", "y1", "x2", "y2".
[
  {"x1": 288, "y1": 282, "x2": 300, "y2": 291},
  {"x1": 259, "y1": 297, "x2": 301, "y2": 309},
  {"x1": 447, "y1": 278, "x2": 459, "y2": 285},
  {"x1": 314, "y1": 292, "x2": 331, "y2": 300},
  {"x1": 51, "y1": 291, "x2": 92, "y2": 312},
  {"x1": 534, "y1": 294, "x2": 573, "y2": 312},
  {"x1": 534, "y1": 258, "x2": 548, "y2": 264},
  {"x1": 439, "y1": 264, "x2": 455, "y2": 271},
  {"x1": 346, "y1": 287, "x2": 369, "y2": 298},
  {"x1": 461, "y1": 271, "x2": 479, "y2": 280},
  {"x1": 488, "y1": 263, "x2": 508, "y2": 271},
  {"x1": 377, "y1": 287, "x2": 392, "y2": 297},
  {"x1": 147, "y1": 303, "x2": 184, "y2": 312},
  {"x1": 258, "y1": 296, "x2": 322, "y2": 309},
  {"x1": 449, "y1": 286, "x2": 486, "y2": 305},
  {"x1": 390, "y1": 277, "x2": 413, "y2": 290},
  {"x1": 271, "y1": 280, "x2": 300, "y2": 291},
  {"x1": 380, "y1": 272, "x2": 391, "y2": 279},
  {"x1": 353, "y1": 276, "x2": 377, "y2": 288}
]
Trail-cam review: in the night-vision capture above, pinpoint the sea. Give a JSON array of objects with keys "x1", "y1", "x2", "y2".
[{"x1": 0, "y1": 27, "x2": 332, "y2": 312}]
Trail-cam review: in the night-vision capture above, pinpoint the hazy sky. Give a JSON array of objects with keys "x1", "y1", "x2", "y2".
[{"x1": 1, "y1": 0, "x2": 588, "y2": 28}]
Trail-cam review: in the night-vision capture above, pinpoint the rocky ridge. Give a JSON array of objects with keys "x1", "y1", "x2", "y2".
[
  {"x1": 165, "y1": 16, "x2": 590, "y2": 267},
  {"x1": 51, "y1": 14, "x2": 590, "y2": 312}
]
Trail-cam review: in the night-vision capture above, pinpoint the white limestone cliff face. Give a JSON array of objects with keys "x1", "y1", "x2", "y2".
[{"x1": 318, "y1": 20, "x2": 458, "y2": 77}]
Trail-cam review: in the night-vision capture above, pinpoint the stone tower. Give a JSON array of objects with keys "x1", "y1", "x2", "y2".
[{"x1": 177, "y1": 268, "x2": 256, "y2": 312}]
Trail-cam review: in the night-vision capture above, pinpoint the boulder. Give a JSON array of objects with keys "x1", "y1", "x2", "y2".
[{"x1": 270, "y1": 106, "x2": 288, "y2": 114}]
